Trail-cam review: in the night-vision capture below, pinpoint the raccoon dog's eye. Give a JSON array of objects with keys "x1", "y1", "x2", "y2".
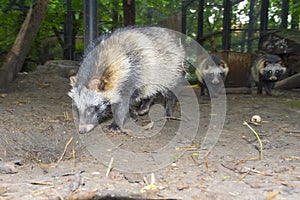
[
  {"x1": 267, "y1": 70, "x2": 272, "y2": 75},
  {"x1": 85, "y1": 106, "x2": 95, "y2": 115},
  {"x1": 275, "y1": 70, "x2": 283, "y2": 75},
  {"x1": 95, "y1": 105, "x2": 100, "y2": 111}
]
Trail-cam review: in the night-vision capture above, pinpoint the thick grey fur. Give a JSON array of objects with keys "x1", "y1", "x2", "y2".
[{"x1": 69, "y1": 26, "x2": 186, "y2": 133}]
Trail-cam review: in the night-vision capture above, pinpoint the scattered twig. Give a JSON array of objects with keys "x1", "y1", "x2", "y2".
[
  {"x1": 284, "y1": 129, "x2": 300, "y2": 133},
  {"x1": 163, "y1": 116, "x2": 182, "y2": 121},
  {"x1": 66, "y1": 189, "x2": 97, "y2": 200},
  {"x1": 179, "y1": 144, "x2": 198, "y2": 151},
  {"x1": 62, "y1": 170, "x2": 85, "y2": 177},
  {"x1": 0, "y1": 93, "x2": 7, "y2": 98},
  {"x1": 238, "y1": 168, "x2": 252, "y2": 181},
  {"x1": 153, "y1": 116, "x2": 183, "y2": 123},
  {"x1": 0, "y1": 162, "x2": 17, "y2": 174},
  {"x1": 243, "y1": 121, "x2": 263, "y2": 160},
  {"x1": 221, "y1": 161, "x2": 273, "y2": 176},
  {"x1": 143, "y1": 121, "x2": 154, "y2": 130},
  {"x1": 58, "y1": 136, "x2": 73, "y2": 162},
  {"x1": 190, "y1": 154, "x2": 202, "y2": 165},
  {"x1": 31, "y1": 186, "x2": 55, "y2": 196},
  {"x1": 70, "y1": 172, "x2": 82, "y2": 192},
  {"x1": 105, "y1": 157, "x2": 114, "y2": 177},
  {"x1": 266, "y1": 190, "x2": 280, "y2": 200},
  {"x1": 63, "y1": 111, "x2": 72, "y2": 121},
  {"x1": 72, "y1": 140, "x2": 78, "y2": 171},
  {"x1": 284, "y1": 130, "x2": 300, "y2": 137},
  {"x1": 0, "y1": 187, "x2": 8, "y2": 195},
  {"x1": 106, "y1": 143, "x2": 123, "y2": 152},
  {"x1": 141, "y1": 173, "x2": 157, "y2": 193},
  {"x1": 30, "y1": 180, "x2": 53, "y2": 186},
  {"x1": 143, "y1": 116, "x2": 184, "y2": 130},
  {"x1": 51, "y1": 188, "x2": 64, "y2": 200},
  {"x1": 243, "y1": 167, "x2": 273, "y2": 176}
]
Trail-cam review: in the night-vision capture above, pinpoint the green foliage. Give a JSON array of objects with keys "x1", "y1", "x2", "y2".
[
  {"x1": 0, "y1": 0, "x2": 298, "y2": 70},
  {"x1": 0, "y1": 0, "x2": 30, "y2": 54},
  {"x1": 136, "y1": 0, "x2": 181, "y2": 24}
]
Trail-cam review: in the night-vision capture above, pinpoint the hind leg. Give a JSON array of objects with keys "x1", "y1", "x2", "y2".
[
  {"x1": 165, "y1": 90, "x2": 176, "y2": 117},
  {"x1": 137, "y1": 97, "x2": 154, "y2": 116}
]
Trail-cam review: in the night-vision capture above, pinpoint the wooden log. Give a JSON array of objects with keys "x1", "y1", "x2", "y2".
[
  {"x1": 225, "y1": 87, "x2": 252, "y2": 94},
  {"x1": 275, "y1": 73, "x2": 300, "y2": 89},
  {"x1": 214, "y1": 51, "x2": 255, "y2": 87}
]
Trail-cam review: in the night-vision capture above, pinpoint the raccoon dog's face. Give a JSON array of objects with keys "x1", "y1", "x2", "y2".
[
  {"x1": 68, "y1": 77, "x2": 111, "y2": 134},
  {"x1": 203, "y1": 56, "x2": 229, "y2": 97},
  {"x1": 260, "y1": 60, "x2": 286, "y2": 82}
]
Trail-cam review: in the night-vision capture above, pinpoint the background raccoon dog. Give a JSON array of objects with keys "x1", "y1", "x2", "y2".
[
  {"x1": 196, "y1": 54, "x2": 229, "y2": 98},
  {"x1": 68, "y1": 26, "x2": 186, "y2": 134},
  {"x1": 250, "y1": 54, "x2": 286, "y2": 95}
]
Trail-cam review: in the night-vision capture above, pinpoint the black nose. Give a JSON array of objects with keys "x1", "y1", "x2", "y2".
[
  {"x1": 78, "y1": 128, "x2": 87, "y2": 134},
  {"x1": 269, "y1": 77, "x2": 277, "y2": 81}
]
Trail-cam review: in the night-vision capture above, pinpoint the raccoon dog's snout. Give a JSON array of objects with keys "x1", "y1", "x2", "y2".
[{"x1": 78, "y1": 124, "x2": 95, "y2": 134}]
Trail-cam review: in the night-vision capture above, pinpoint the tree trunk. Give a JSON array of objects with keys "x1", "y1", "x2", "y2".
[
  {"x1": 123, "y1": 0, "x2": 135, "y2": 26},
  {"x1": 0, "y1": 0, "x2": 48, "y2": 93}
]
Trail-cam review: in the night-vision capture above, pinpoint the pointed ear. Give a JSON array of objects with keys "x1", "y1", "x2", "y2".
[
  {"x1": 264, "y1": 61, "x2": 270, "y2": 67},
  {"x1": 88, "y1": 79, "x2": 102, "y2": 92},
  {"x1": 70, "y1": 76, "x2": 77, "y2": 87},
  {"x1": 222, "y1": 63, "x2": 229, "y2": 76},
  {"x1": 282, "y1": 67, "x2": 287, "y2": 74}
]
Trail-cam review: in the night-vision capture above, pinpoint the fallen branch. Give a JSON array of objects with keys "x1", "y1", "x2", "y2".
[
  {"x1": 58, "y1": 136, "x2": 73, "y2": 162},
  {"x1": 243, "y1": 121, "x2": 263, "y2": 160},
  {"x1": 70, "y1": 172, "x2": 82, "y2": 192},
  {"x1": 105, "y1": 157, "x2": 114, "y2": 177}
]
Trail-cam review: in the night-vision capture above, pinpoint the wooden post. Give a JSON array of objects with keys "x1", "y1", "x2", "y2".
[{"x1": 0, "y1": 0, "x2": 48, "y2": 93}]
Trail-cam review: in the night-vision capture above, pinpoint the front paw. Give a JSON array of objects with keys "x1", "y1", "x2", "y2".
[{"x1": 105, "y1": 123, "x2": 127, "y2": 134}]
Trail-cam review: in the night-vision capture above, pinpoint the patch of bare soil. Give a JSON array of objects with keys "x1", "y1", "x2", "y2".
[{"x1": 0, "y1": 64, "x2": 299, "y2": 200}]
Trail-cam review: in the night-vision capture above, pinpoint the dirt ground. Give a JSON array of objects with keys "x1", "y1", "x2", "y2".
[{"x1": 0, "y1": 64, "x2": 299, "y2": 200}]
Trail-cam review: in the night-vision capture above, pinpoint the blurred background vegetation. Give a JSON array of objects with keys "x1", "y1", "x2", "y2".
[{"x1": 0, "y1": 0, "x2": 299, "y2": 71}]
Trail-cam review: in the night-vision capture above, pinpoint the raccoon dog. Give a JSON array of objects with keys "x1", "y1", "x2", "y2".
[
  {"x1": 68, "y1": 26, "x2": 185, "y2": 134},
  {"x1": 251, "y1": 54, "x2": 286, "y2": 95},
  {"x1": 196, "y1": 54, "x2": 229, "y2": 98}
]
